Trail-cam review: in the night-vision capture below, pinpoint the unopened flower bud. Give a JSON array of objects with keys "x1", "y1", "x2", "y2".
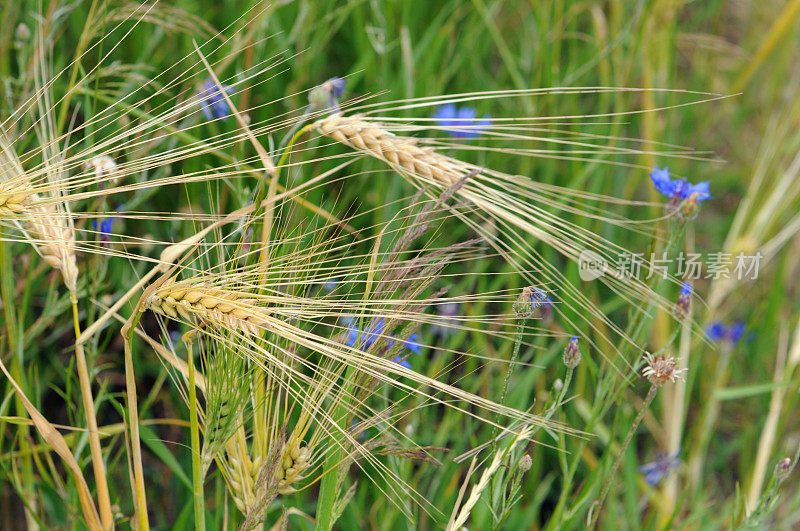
[
  {"x1": 680, "y1": 193, "x2": 702, "y2": 220},
  {"x1": 563, "y1": 336, "x2": 581, "y2": 369},
  {"x1": 674, "y1": 281, "x2": 691, "y2": 319},
  {"x1": 15, "y1": 23, "x2": 31, "y2": 43},
  {"x1": 519, "y1": 454, "x2": 532, "y2": 473}
]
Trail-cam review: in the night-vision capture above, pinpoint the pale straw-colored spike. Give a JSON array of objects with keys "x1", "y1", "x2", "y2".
[
  {"x1": 24, "y1": 194, "x2": 79, "y2": 293},
  {"x1": 1, "y1": 134, "x2": 78, "y2": 292},
  {"x1": 143, "y1": 279, "x2": 269, "y2": 334},
  {"x1": 312, "y1": 114, "x2": 463, "y2": 185},
  {"x1": 0, "y1": 184, "x2": 34, "y2": 216}
]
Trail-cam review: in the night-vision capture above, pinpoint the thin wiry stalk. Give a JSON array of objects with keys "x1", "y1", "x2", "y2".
[{"x1": 589, "y1": 384, "x2": 658, "y2": 528}]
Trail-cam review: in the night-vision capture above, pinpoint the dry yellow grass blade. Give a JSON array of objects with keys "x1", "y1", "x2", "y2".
[
  {"x1": 446, "y1": 425, "x2": 532, "y2": 530},
  {"x1": 0, "y1": 356, "x2": 103, "y2": 531}
]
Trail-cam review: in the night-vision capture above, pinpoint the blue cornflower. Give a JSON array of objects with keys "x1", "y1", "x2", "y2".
[
  {"x1": 344, "y1": 318, "x2": 423, "y2": 368},
  {"x1": 514, "y1": 286, "x2": 552, "y2": 319},
  {"x1": 638, "y1": 450, "x2": 681, "y2": 486},
  {"x1": 92, "y1": 217, "x2": 114, "y2": 242},
  {"x1": 706, "y1": 321, "x2": 726, "y2": 342},
  {"x1": 706, "y1": 320, "x2": 746, "y2": 345},
  {"x1": 728, "y1": 321, "x2": 746, "y2": 344},
  {"x1": 199, "y1": 77, "x2": 235, "y2": 121},
  {"x1": 345, "y1": 318, "x2": 385, "y2": 349},
  {"x1": 680, "y1": 282, "x2": 691, "y2": 296},
  {"x1": 433, "y1": 103, "x2": 491, "y2": 138},
  {"x1": 650, "y1": 167, "x2": 711, "y2": 202},
  {"x1": 390, "y1": 333, "x2": 422, "y2": 369}
]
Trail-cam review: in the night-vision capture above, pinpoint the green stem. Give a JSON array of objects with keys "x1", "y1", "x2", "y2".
[
  {"x1": 589, "y1": 384, "x2": 658, "y2": 528},
  {"x1": 122, "y1": 311, "x2": 150, "y2": 531},
  {"x1": 185, "y1": 337, "x2": 205, "y2": 531},
  {"x1": 492, "y1": 320, "x2": 524, "y2": 448}
]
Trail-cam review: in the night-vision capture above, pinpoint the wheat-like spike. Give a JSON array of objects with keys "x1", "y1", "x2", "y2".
[
  {"x1": 222, "y1": 434, "x2": 312, "y2": 517},
  {"x1": 22, "y1": 194, "x2": 79, "y2": 293},
  {"x1": 0, "y1": 184, "x2": 34, "y2": 216},
  {"x1": 0, "y1": 181, "x2": 78, "y2": 292},
  {"x1": 312, "y1": 114, "x2": 464, "y2": 186},
  {"x1": 225, "y1": 434, "x2": 256, "y2": 514},
  {"x1": 143, "y1": 279, "x2": 269, "y2": 334},
  {"x1": 2, "y1": 130, "x2": 78, "y2": 292},
  {"x1": 276, "y1": 441, "x2": 311, "y2": 495}
]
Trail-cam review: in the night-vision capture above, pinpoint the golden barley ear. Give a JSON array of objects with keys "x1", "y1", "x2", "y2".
[{"x1": 313, "y1": 114, "x2": 464, "y2": 186}]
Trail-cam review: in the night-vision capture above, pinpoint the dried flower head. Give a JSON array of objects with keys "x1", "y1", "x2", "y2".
[{"x1": 642, "y1": 352, "x2": 687, "y2": 386}]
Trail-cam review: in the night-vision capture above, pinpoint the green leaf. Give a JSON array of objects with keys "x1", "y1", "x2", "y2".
[
  {"x1": 140, "y1": 424, "x2": 192, "y2": 490},
  {"x1": 714, "y1": 379, "x2": 796, "y2": 401}
]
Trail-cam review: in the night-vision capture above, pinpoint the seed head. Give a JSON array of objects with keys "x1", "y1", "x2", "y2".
[
  {"x1": 562, "y1": 336, "x2": 581, "y2": 369},
  {"x1": 642, "y1": 352, "x2": 686, "y2": 386}
]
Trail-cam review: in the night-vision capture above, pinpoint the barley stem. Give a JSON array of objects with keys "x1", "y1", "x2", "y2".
[
  {"x1": 71, "y1": 296, "x2": 113, "y2": 530},
  {"x1": 185, "y1": 336, "x2": 206, "y2": 531},
  {"x1": 122, "y1": 311, "x2": 150, "y2": 530}
]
